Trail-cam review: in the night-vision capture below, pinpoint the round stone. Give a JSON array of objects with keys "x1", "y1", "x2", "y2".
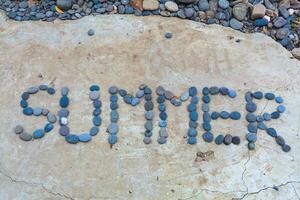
[
  {"x1": 61, "y1": 86, "x2": 69, "y2": 96},
  {"x1": 191, "y1": 96, "x2": 199, "y2": 104},
  {"x1": 246, "y1": 113, "x2": 257, "y2": 122},
  {"x1": 124, "y1": 95, "x2": 132, "y2": 104},
  {"x1": 15, "y1": 125, "x2": 24, "y2": 134},
  {"x1": 23, "y1": 107, "x2": 33, "y2": 115},
  {"x1": 90, "y1": 126, "x2": 99, "y2": 136},
  {"x1": 88, "y1": 29, "x2": 95, "y2": 36},
  {"x1": 157, "y1": 96, "x2": 165, "y2": 104},
  {"x1": 136, "y1": 90, "x2": 145, "y2": 98},
  {"x1": 265, "y1": 93, "x2": 275, "y2": 100},
  {"x1": 275, "y1": 97, "x2": 284, "y2": 104},
  {"x1": 110, "y1": 102, "x2": 118, "y2": 110},
  {"x1": 21, "y1": 92, "x2": 30, "y2": 100},
  {"x1": 90, "y1": 85, "x2": 100, "y2": 91},
  {"x1": 253, "y1": 91, "x2": 263, "y2": 99},
  {"x1": 39, "y1": 84, "x2": 48, "y2": 90},
  {"x1": 109, "y1": 86, "x2": 118, "y2": 94},
  {"x1": 248, "y1": 142, "x2": 255, "y2": 150},
  {"x1": 42, "y1": 109, "x2": 49, "y2": 116},
  {"x1": 202, "y1": 87, "x2": 209, "y2": 95},
  {"x1": 44, "y1": 123, "x2": 54, "y2": 132},
  {"x1": 58, "y1": 109, "x2": 69, "y2": 117},
  {"x1": 209, "y1": 86, "x2": 219, "y2": 95},
  {"x1": 93, "y1": 100, "x2": 102, "y2": 108},
  {"x1": 156, "y1": 86, "x2": 165, "y2": 96},
  {"x1": 215, "y1": 134, "x2": 224, "y2": 145},
  {"x1": 144, "y1": 101, "x2": 154, "y2": 111},
  {"x1": 131, "y1": 98, "x2": 140, "y2": 106},
  {"x1": 203, "y1": 112, "x2": 211, "y2": 122},
  {"x1": 228, "y1": 90, "x2": 237, "y2": 98},
  {"x1": 171, "y1": 98, "x2": 181, "y2": 107},
  {"x1": 256, "y1": 115, "x2": 264, "y2": 122},
  {"x1": 164, "y1": 90, "x2": 174, "y2": 100},
  {"x1": 198, "y1": 0, "x2": 209, "y2": 11},
  {"x1": 59, "y1": 126, "x2": 70, "y2": 136},
  {"x1": 245, "y1": 92, "x2": 253, "y2": 102},
  {"x1": 232, "y1": 136, "x2": 241, "y2": 145},
  {"x1": 159, "y1": 104, "x2": 166, "y2": 112},
  {"x1": 65, "y1": 134, "x2": 79, "y2": 144},
  {"x1": 233, "y1": 3, "x2": 248, "y2": 21},
  {"x1": 188, "y1": 128, "x2": 198, "y2": 137},
  {"x1": 223, "y1": 134, "x2": 232, "y2": 145},
  {"x1": 184, "y1": 8, "x2": 195, "y2": 19},
  {"x1": 202, "y1": 132, "x2": 214, "y2": 142},
  {"x1": 27, "y1": 86, "x2": 39, "y2": 94},
  {"x1": 188, "y1": 137, "x2": 197, "y2": 145},
  {"x1": 79, "y1": 133, "x2": 92, "y2": 142},
  {"x1": 263, "y1": 113, "x2": 271, "y2": 121},
  {"x1": 211, "y1": 112, "x2": 219, "y2": 120},
  {"x1": 157, "y1": 136, "x2": 167, "y2": 144},
  {"x1": 57, "y1": 0, "x2": 73, "y2": 10},
  {"x1": 47, "y1": 87, "x2": 56, "y2": 95},
  {"x1": 282, "y1": 144, "x2": 291, "y2": 152},
  {"x1": 145, "y1": 111, "x2": 153, "y2": 120},
  {"x1": 144, "y1": 87, "x2": 152, "y2": 94},
  {"x1": 187, "y1": 103, "x2": 197, "y2": 112},
  {"x1": 230, "y1": 111, "x2": 241, "y2": 120},
  {"x1": 202, "y1": 122, "x2": 211, "y2": 131},
  {"x1": 218, "y1": 0, "x2": 229, "y2": 9},
  {"x1": 189, "y1": 111, "x2": 198, "y2": 121},
  {"x1": 145, "y1": 120, "x2": 153, "y2": 131},
  {"x1": 33, "y1": 107, "x2": 43, "y2": 116},
  {"x1": 277, "y1": 105, "x2": 285, "y2": 113},
  {"x1": 59, "y1": 96, "x2": 69, "y2": 108},
  {"x1": 189, "y1": 121, "x2": 198, "y2": 128},
  {"x1": 108, "y1": 123, "x2": 118, "y2": 134},
  {"x1": 180, "y1": 90, "x2": 189, "y2": 102},
  {"x1": 202, "y1": 95, "x2": 210, "y2": 103},
  {"x1": 275, "y1": 136, "x2": 285, "y2": 146},
  {"x1": 189, "y1": 87, "x2": 197, "y2": 96},
  {"x1": 202, "y1": 104, "x2": 209, "y2": 112},
  {"x1": 159, "y1": 128, "x2": 168, "y2": 138},
  {"x1": 19, "y1": 132, "x2": 32, "y2": 141},
  {"x1": 159, "y1": 112, "x2": 168, "y2": 120},
  {"x1": 219, "y1": 87, "x2": 229, "y2": 95},
  {"x1": 143, "y1": 137, "x2": 152, "y2": 144},
  {"x1": 230, "y1": 18, "x2": 243, "y2": 30},
  {"x1": 248, "y1": 123, "x2": 257, "y2": 133},
  {"x1": 246, "y1": 102, "x2": 257, "y2": 112},
  {"x1": 257, "y1": 122, "x2": 267, "y2": 130},
  {"x1": 47, "y1": 113, "x2": 57, "y2": 123},
  {"x1": 110, "y1": 111, "x2": 119, "y2": 122},
  {"x1": 246, "y1": 133, "x2": 257, "y2": 142},
  {"x1": 271, "y1": 111, "x2": 280, "y2": 119},
  {"x1": 165, "y1": 1, "x2": 178, "y2": 12},
  {"x1": 33, "y1": 129, "x2": 44, "y2": 139},
  {"x1": 93, "y1": 116, "x2": 102, "y2": 126},
  {"x1": 108, "y1": 134, "x2": 117, "y2": 145},
  {"x1": 144, "y1": 131, "x2": 153, "y2": 137},
  {"x1": 89, "y1": 91, "x2": 100, "y2": 100},
  {"x1": 110, "y1": 95, "x2": 118, "y2": 103},
  {"x1": 220, "y1": 111, "x2": 230, "y2": 119},
  {"x1": 119, "y1": 89, "x2": 127, "y2": 97},
  {"x1": 159, "y1": 120, "x2": 167, "y2": 127},
  {"x1": 267, "y1": 127, "x2": 277, "y2": 137}
]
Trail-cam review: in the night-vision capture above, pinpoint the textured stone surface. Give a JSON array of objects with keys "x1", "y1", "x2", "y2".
[{"x1": 0, "y1": 12, "x2": 300, "y2": 200}]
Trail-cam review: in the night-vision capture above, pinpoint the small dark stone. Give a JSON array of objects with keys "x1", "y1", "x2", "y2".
[
  {"x1": 202, "y1": 132, "x2": 214, "y2": 142},
  {"x1": 65, "y1": 134, "x2": 79, "y2": 144},
  {"x1": 246, "y1": 102, "x2": 257, "y2": 112},
  {"x1": 223, "y1": 134, "x2": 232, "y2": 145},
  {"x1": 282, "y1": 144, "x2": 291, "y2": 152},
  {"x1": 253, "y1": 91, "x2": 263, "y2": 99},
  {"x1": 215, "y1": 134, "x2": 224, "y2": 145},
  {"x1": 275, "y1": 136, "x2": 285, "y2": 146},
  {"x1": 165, "y1": 32, "x2": 173, "y2": 39},
  {"x1": 265, "y1": 92, "x2": 275, "y2": 100},
  {"x1": 267, "y1": 127, "x2": 277, "y2": 137},
  {"x1": 232, "y1": 136, "x2": 240, "y2": 145}
]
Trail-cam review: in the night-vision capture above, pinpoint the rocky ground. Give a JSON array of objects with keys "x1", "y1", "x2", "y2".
[
  {"x1": 2, "y1": 0, "x2": 300, "y2": 59},
  {"x1": 0, "y1": 10, "x2": 300, "y2": 200}
]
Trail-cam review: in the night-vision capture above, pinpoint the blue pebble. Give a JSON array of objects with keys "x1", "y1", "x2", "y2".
[
  {"x1": 282, "y1": 144, "x2": 291, "y2": 152},
  {"x1": 202, "y1": 122, "x2": 211, "y2": 131},
  {"x1": 47, "y1": 87, "x2": 56, "y2": 95},
  {"x1": 271, "y1": 111, "x2": 280, "y2": 119},
  {"x1": 263, "y1": 113, "x2": 271, "y2": 121},
  {"x1": 159, "y1": 112, "x2": 167, "y2": 120},
  {"x1": 144, "y1": 87, "x2": 152, "y2": 94},
  {"x1": 60, "y1": 96, "x2": 69, "y2": 108},
  {"x1": 110, "y1": 95, "x2": 118, "y2": 102},
  {"x1": 23, "y1": 107, "x2": 33, "y2": 115},
  {"x1": 202, "y1": 132, "x2": 214, "y2": 142},
  {"x1": 90, "y1": 85, "x2": 100, "y2": 91},
  {"x1": 203, "y1": 112, "x2": 211, "y2": 122},
  {"x1": 93, "y1": 99, "x2": 102, "y2": 108},
  {"x1": 253, "y1": 91, "x2": 263, "y2": 99},
  {"x1": 93, "y1": 116, "x2": 102, "y2": 126},
  {"x1": 65, "y1": 134, "x2": 79, "y2": 144},
  {"x1": 220, "y1": 111, "x2": 230, "y2": 119},
  {"x1": 108, "y1": 134, "x2": 117, "y2": 144},
  {"x1": 230, "y1": 111, "x2": 241, "y2": 120},
  {"x1": 89, "y1": 126, "x2": 99, "y2": 136},
  {"x1": 228, "y1": 90, "x2": 237, "y2": 98},
  {"x1": 248, "y1": 142, "x2": 255, "y2": 150},
  {"x1": 131, "y1": 98, "x2": 140, "y2": 106},
  {"x1": 277, "y1": 105, "x2": 285, "y2": 113},
  {"x1": 245, "y1": 92, "x2": 253, "y2": 103},
  {"x1": 246, "y1": 133, "x2": 257, "y2": 142},
  {"x1": 93, "y1": 108, "x2": 101, "y2": 116},
  {"x1": 110, "y1": 102, "x2": 118, "y2": 110},
  {"x1": 78, "y1": 133, "x2": 92, "y2": 142},
  {"x1": 159, "y1": 120, "x2": 167, "y2": 127},
  {"x1": 188, "y1": 128, "x2": 198, "y2": 137},
  {"x1": 187, "y1": 103, "x2": 197, "y2": 112},
  {"x1": 188, "y1": 137, "x2": 197, "y2": 145},
  {"x1": 39, "y1": 84, "x2": 48, "y2": 90},
  {"x1": 157, "y1": 96, "x2": 165, "y2": 103},
  {"x1": 202, "y1": 95, "x2": 210, "y2": 103},
  {"x1": 21, "y1": 92, "x2": 30, "y2": 100},
  {"x1": 110, "y1": 111, "x2": 119, "y2": 122},
  {"x1": 202, "y1": 87, "x2": 209, "y2": 95},
  {"x1": 119, "y1": 89, "x2": 127, "y2": 97},
  {"x1": 189, "y1": 86, "x2": 197, "y2": 96},
  {"x1": 246, "y1": 113, "x2": 257, "y2": 122},
  {"x1": 219, "y1": 87, "x2": 229, "y2": 95},
  {"x1": 20, "y1": 99, "x2": 28, "y2": 108},
  {"x1": 144, "y1": 131, "x2": 152, "y2": 137},
  {"x1": 189, "y1": 111, "x2": 198, "y2": 121},
  {"x1": 33, "y1": 129, "x2": 44, "y2": 139},
  {"x1": 44, "y1": 123, "x2": 54, "y2": 132},
  {"x1": 191, "y1": 96, "x2": 199, "y2": 104},
  {"x1": 254, "y1": 18, "x2": 268, "y2": 27},
  {"x1": 246, "y1": 102, "x2": 257, "y2": 113},
  {"x1": 256, "y1": 115, "x2": 264, "y2": 122},
  {"x1": 124, "y1": 95, "x2": 132, "y2": 104},
  {"x1": 267, "y1": 128, "x2": 277, "y2": 137},
  {"x1": 248, "y1": 123, "x2": 257, "y2": 133},
  {"x1": 265, "y1": 93, "x2": 275, "y2": 100},
  {"x1": 211, "y1": 112, "x2": 219, "y2": 120},
  {"x1": 159, "y1": 104, "x2": 166, "y2": 112},
  {"x1": 257, "y1": 122, "x2": 267, "y2": 130},
  {"x1": 157, "y1": 136, "x2": 167, "y2": 144},
  {"x1": 275, "y1": 96, "x2": 283, "y2": 104},
  {"x1": 215, "y1": 134, "x2": 224, "y2": 145}
]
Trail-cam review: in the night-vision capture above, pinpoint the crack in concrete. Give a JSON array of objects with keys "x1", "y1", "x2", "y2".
[
  {"x1": 292, "y1": 183, "x2": 300, "y2": 200},
  {"x1": 240, "y1": 150, "x2": 251, "y2": 194},
  {"x1": 178, "y1": 188, "x2": 244, "y2": 200},
  {"x1": 0, "y1": 166, "x2": 74, "y2": 200}
]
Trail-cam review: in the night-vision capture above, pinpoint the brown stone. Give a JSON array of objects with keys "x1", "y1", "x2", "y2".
[
  {"x1": 143, "y1": 0, "x2": 159, "y2": 10},
  {"x1": 130, "y1": 0, "x2": 143, "y2": 11},
  {"x1": 251, "y1": 4, "x2": 266, "y2": 19},
  {"x1": 292, "y1": 48, "x2": 300, "y2": 60}
]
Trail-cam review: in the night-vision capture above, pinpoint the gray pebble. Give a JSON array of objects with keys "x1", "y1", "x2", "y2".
[
  {"x1": 136, "y1": 90, "x2": 144, "y2": 98},
  {"x1": 33, "y1": 107, "x2": 43, "y2": 116},
  {"x1": 88, "y1": 29, "x2": 95, "y2": 36},
  {"x1": 15, "y1": 125, "x2": 24, "y2": 134},
  {"x1": 180, "y1": 90, "x2": 189, "y2": 102},
  {"x1": 157, "y1": 136, "x2": 167, "y2": 144},
  {"x1": 145, "y1": 120, "x2": 153, "y2": 131},
  {"x1": 108, "y1": 123, "x2": 118, "y2": 134},
  {"x1": 42, "y1": 109, "x2": 49, "y2": 116},
  {"x1": 19, "y1": 132, "x2": 32, "y2": 141},
  {"x1": 111, "y1": 110, "x2": 119, "y2": 122},
  {"x1": 143, "y1": 137, "x2": 152, "y2": 144},
  {"x1": 159, "y1": 128, "x2": 168, "y2": 138},
  {"x1": 109, "y1": 86, "x2": 118, "y2": 94},
  {"x1": 59, "y1": 126, "x2": 70, "y2": 136},
  {"x1": 27, "y1": 86, "x2": 39, "y2": 94},
  {"x1": 58, "y1": 108, "x2": 69, "y2": 117},
  {"x1": 145, "y1": 111, "x2": 153, "y2": 120},
  {"x1": 89, "y1": 91, "x2": 100, "y2": 100},
  {"x1": 61, "y1": 86, "x2": 69, "y2": 96},
  {"x1": 47, "y1": 113, "x2": 57, "y2": 123},
  {"x1": 202, "y1": 103, "x2": 209, "y2": 112},
  {"x1": 164, "y1": 90, "x2": 174, "y2": 100},
  {"x1": 156, "y1": 86, "x2": 165, "y2": 96}
]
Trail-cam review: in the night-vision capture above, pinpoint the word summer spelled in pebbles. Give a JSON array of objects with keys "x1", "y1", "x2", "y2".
[{"x1": 14, "y1": 84, "x2": 291, "y2": 153}]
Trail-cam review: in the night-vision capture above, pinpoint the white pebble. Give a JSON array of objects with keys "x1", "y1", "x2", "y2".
[
  {"x1": 60, "y1": 117, "x2": 68, "y2": 125},
  {"x1": 263, "y1": 15, "x2": 270, "y2": 22},
  {"x1": 288, "y1": 8, "x2": 294, "y2": 15}
]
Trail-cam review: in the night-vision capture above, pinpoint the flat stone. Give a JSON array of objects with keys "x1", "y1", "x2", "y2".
[
  {"x1": 15, "y1": 125, "x2": 24, "y2": 134},
  {"x1": 33, "y1": 129, "x2": 44, "y2": 139},
  {"x1": 251, "y1": 4, "x2": 266, "y2": 19},
  {"x1": 223, "y1": 134, "x2": 232, "y2": 145},
  {"x1": 143, "y1": 137, "x2": 152, "y2": 144},
  {"x1": 78, "y1": 133, "x2": 92, "y2": 142},
  {"x1": 233, "y1": 3, "x2": 248, "y2": 21},
  {"x1": 292, "y1": 48, "x2": 300, "y2": 60},
  {"x1": 65, "y1": 134, "x2": 79, "y2": 144},
  {"x1": 159, "y1": 128, "x2": 168, "y2": 138},
  {"x1": 164, "y1": 90, "x2": 174, "y2": 100},
  {"x1": 57, "y1": 0, "x2": 73, "y2": 10},
  {"x1": 47, "y1": 113, "x2": 57, "y2": 123},
  {"x1": 229, "y1": 18, "x2": 243, "y2": 30},
  {"x1": 90, "y1": 127, "x2": 99, "y2": 136},
  {"x1": 33, "y1": 107, "x2": 43, "y2": 116},
  {"x1": 108, "y1": 123, "x2": 119, "y2": 134},
  {"x1": 27, "y1": 86, "x2": 39, "y2": 94},
  {"x1": 180, "y1": 90, "x2": 189, "y2": 102},
  {"x1": 165, "y1": 1, "x2": 178, "y2": 12},
  {"x1": 19, "y1": 132, "x2": 32, "y2": 141},
  {"x1": 89, "y1": 91, "x2": 100, "y2": 100},
  {"x1": 143, "y1": 0, "x2": 159, "y2": 10},
  {"x1": 59, "y1": 126, "x2": 70, "y2": 136},
  {"x1": 61, "y1": 86, "x2": 69, "y2": 96}
]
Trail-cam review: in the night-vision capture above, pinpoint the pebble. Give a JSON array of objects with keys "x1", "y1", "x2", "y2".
[
  {"x1": 47, "y1": 87, "x2": 56, "y2": 95},
  {"x1": 19, "y1": 132, "x2": 32, "y2": 141},
  {"x1": 33, "y1": 129, "x2": 44, "y2": 139},
  {"x1": 275, "y1": 96, "x2": 284, "y2": 103},
  {"x1": 248, "y1": 142, "x2": 255, "y2": 150},
  {"x1": 202, "y1": 132, "x2": 214, "y2": 142},
  {"x1": 184, "y1": 8, "x2": 195, "y2": 19},
  {"x1": 232, "y1": 136, "x2": 241, "y2": 145},
  {"x1": 89, "y1": 91, "x2": 100, "y2": 100},
  {"x1": 254, "y1": 18, "x2": 268, "y2": 27},
  {"x1": 15, "y1": 125, "x2": 24, "y2": 134},
  {"x1": 229, "y1": 18, "x2": 243, "y2": 30},
  {"x1": 220, "y1": 111, "x2": 230, "y2": 119},
  {"x1": 42, "y1": 109, "x2": 49, "y2": 116},
  {"x1": 93, "y1": 100, "x2": 102, "y2": 108},
  {"x1": 282, "y1": 144, "x2": 291, "y2": 152},
  {"x1": 65, "y1": 134, "x2": 79, "y2": 144},
  {"x1": 88, "y1": 29, "x2": 95, "y2": 36},
  {"x1": 202, "y1": 87, "x2": 209, "y2": 95},
  {"x1": 180, "y1": 90, "x2": 190, "y2": 101},
  {"x1": 233, "y1": 3, "x2": 248, "y2": 21},
  {"x1": 246, "y1": 102, "x2": 257, "y2": 112},
  {"x1": 165, "y1": 32, "x2": 173, "y2": 39},
  {"x1": 93, "y1": 116, "x2": 102, "y2": 126},
  {"x1": 157, "y1": 136, "x2": 167, "y2": 144},
  {"x1": 275, "y1": 136, "x2": 285, "y2": 146},
  {"x1": 108, "y1": 123, "x2": 119, "y2": 134},
  {"x1": 215, "y1": 134, "x2": 224, "y2": 145},
  {"x1": 292, "y1": 48, "x2": 300, "y2": 60},
  {"x1": 57, "y1": 0, "x2": 73, "y2": 10},
  {"x1": 274, "y1": 17, "x2": 287, "y2": 28},
  {"x1": 248, "y1": 123, "x2": 257, "y2": 133},
  {"x1": 21, "y1": 92, "x2": 30, "y2": 100},
  {"x1": 90, "y1": 85, "x2": 100, "y2": 91},
  {"x1": 131, "y1": 98, "x2": 140, "y2": 106},
  {"x1": 61, "y1": 86, "x2": 69, "y2": 96},
  {"x1": 251, "y1": 4, "x2": 266, "y2": 19},
  {"x1": 144, "y1": 101, "x2": 154, "y2": 111},
  {"x1": 202, "y1": 104, "x2": 209, "y2": 112},
  {"x1": 27, "y1": 86, "x2": 39, "y2": 94},
  {"x1": 277, "y1": 105, "x2": 285, "y2": 113},
  {"x1": 145, "y1": 120, "x2": 153, "y2": 131},
  {"x1": 47, "y1": 113, "x2": 57, "y2": 123},
  {"x1": 189, "y1": 111, "x2": 198, "y2": 121},
  {"x1": 230, "y1": 111, "x2": 241, "y2": 120},
  {"x1": 253, "y1": 91, "x2": 263, "y2": 99},
  {"x1": 265, "y1": 92, "x2": 275, "y2": 100},
  {"x1": 90, "y1": 127, "x2": 99, "y2": 136},
  {"x1": 202, "y1": 95, "x2": 210, "y2": 103},
  {"x1": 228, "y1": 90, "x2": 237, "y2": 98},
  {"x1": 271, "y1": 111, "x2": 280, "y2": 119},
  {"x1": 223, "y1": 134, "x2": 232, "y2": 145},
  {"x1": 58, "y1": 108, "x2": 69, "y2": 117},
  {"x1": 59, "y1": 126, "x2": 70, "y2": 136},
  {"x1": 188, "y1": 137, "x2": 197, "y2": 144},
  {"x1": 44, "y1": 123, "x2": 54, "y2": 132},
  {"x1": 109, "y1": 86, "x2": 118, "y2": 94},
  {"x1": 165, "y1": 1, "x2": 178, "y2": 12},
  {"x1": 136, "y1": 90, "x2": 145, "y2": 98},
  {"x1": 218, "y1": 0, "x2": 229, "y2": 9},
  {"x1": 257, "y1": 122, "x2": 267, "y2": 130},
  {"x1": 33, "y1": 107, "x2": 43, "y2": 116},
  {"x1": 246, "y1": 113, "x2": 256, "y2": 122},
  {"x1": 256, "y1": 115, "x2": 264, "y2": 122},
  {"x1": 159, "y1": 128, "x2": 168, "y2": 138},
  {"x1": 276, "y1": 28, "x2": 289, "y2": 40},
  {"x1": 143, "y1": 137, "x2": 152, "y2": 144},
  {"x1": 267, "y1": 127, "x2": 277, "y2": 137},
  {"x1": 78, "y1": 133, "x2": 92, "y2": 142},
  {"x1": 188, "y1": 128, "x2": 198, "y2": 137},
  {"x1": 219, "y1": 87, "x2": 229, "y2": 95},
  {"x1": 108, "y1": 134, "x2": 117, "y2": 144},
  {"x1": 263, "y1": 113, "x2": 271, "y2": 121},
  {"x1": 143, "y1": 0, "x2": 159, "y2": 10},
  {"x1": 39, "y1": 84, "x2": 48, "y2": 91},
  {"x1": 164, "y1": 90, "x2": 174, "y2": 100},
  {"x1": 20, "y1": 100, "x2": 28, "y2": 108},
  {"x1": 191, "y1": 96, "x2": 199, "y2": 104},
  {"x1": 209, "y1": 86, "x2": 219, "y2": 95},
  {"x1": 198, "y1": 0, "x2": 209, "y2": 11},
  {"x1": 145, "y1": 131, "x2": 153, "y2": 137},
  {"x1": 246, "y1": 132, "x2": 257, "y2": 142},
  {"x1": 23, "y1": 107, "x2": 33, "y2": 115},
  {"x1": 156, "y1": 86, "x2": 165, "y2": 96},
  {"x1": 211, "y1": 112, "x2": 219, "y2": 120}
]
